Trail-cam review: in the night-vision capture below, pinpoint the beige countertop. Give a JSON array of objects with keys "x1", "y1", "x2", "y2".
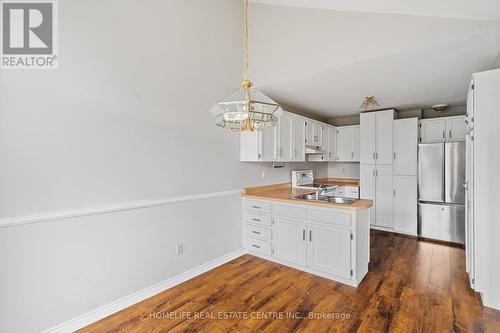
[{"x1": 242, "y1": 179, "x2": 372, "y2": 211}]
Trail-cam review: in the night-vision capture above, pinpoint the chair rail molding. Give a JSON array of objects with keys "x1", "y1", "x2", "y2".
[{"x1": 0, "y1": 189, "x2": 243, "y2": 229}]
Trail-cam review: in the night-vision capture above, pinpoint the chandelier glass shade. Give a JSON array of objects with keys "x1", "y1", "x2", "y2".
[
  {"x1": 209, "y1": 81, "x2": 283, "y2": 132},
  {"x1": 208, "y1": 0, "x2": 282, "y2": 132}
]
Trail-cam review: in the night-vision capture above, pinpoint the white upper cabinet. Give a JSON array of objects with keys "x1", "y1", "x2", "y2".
[
  {"x1": 360, "y1": 109, "x2": 395, "y2": 165},
  {"x1": 328, "y1": 126, "x2": 337, "y2": 161},
  {"x1": 419, "y1": 118, "x2": 446, "y2": 142},
  {"x1": 336, "y1": 125, "x2": 360, "y2": 162},
  {"x1": 277, "y1": 112, "x2": 293, "y2": 162},
  {"x1": 240, "y1": 111, "x2": 359, "y2": 163},
  {"x1": 293, "y1": 115, "x2": 306, "y2": 162},
  {"x1": 352, "y1": 126, "x2": 360, "y2": 161},
  {"x1": 420, "y1": 116, "x2": 465, "y2": 143},
  {"x1": 376, "y1": 111, "x2": 394, "y2": 164},
  {"x1": 305, "y1": 119, "x2": 315, "y2": 145},
  {"x1": 260, "y1": 126, "x2": 278, "y2": 161},
  {"x1": 360, "y1": 112, "x2": 376, "y2": 164},
  {"x1": 394, "y1": 118, "x2": 418, "y2": 176},
  {"x1": 445, "y1": 116, "x2": 466, "y2": 142},
  {"x1": 240, "y1": 126, "x2": 277, "y2": 162},
  {"x1": 305, "y1": 121, "x2": 323, "y2": 147},
  {"x1": 313, "y1": 122, "x2": 323, "y2": 146}
]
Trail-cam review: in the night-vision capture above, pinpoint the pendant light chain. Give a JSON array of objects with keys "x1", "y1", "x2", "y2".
[
  {"x1": 243, "y1": 0, "x2": 249, "y2": 83},
  {"x1": 208, "y1": 0, "x2": 281, "y2": 132}
]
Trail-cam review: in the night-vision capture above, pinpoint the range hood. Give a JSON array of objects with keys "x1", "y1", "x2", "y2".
[{"x1": 305, "y1": 145, "x2": 325, "y2": 155}]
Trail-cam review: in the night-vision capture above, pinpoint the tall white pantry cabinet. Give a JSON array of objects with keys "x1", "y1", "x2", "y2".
[
  {"x1": 360, "y1": 110, "x2": 395, "y2": 230},
  {"x1": 360, "y1": 110, "x2": 418, "y2": 234}
]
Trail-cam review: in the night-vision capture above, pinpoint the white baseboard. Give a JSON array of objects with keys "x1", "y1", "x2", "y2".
[
  {"x1": 43, "y1": 248, "x2": 245, "y2": 333},
  {"x1": 244, "y1": 249, "x2": 358, "y2": 287},
  {"x1": 370, "y1": 224, "x2": 393, "y2": 232},
  {"x1": 370, "y1": 225, "x2": 418, "y2": 237}
]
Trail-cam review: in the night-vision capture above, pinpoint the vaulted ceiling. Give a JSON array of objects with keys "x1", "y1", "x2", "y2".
[{"x1": 248, "y1": 1, "x2": 500, "y2": 118}]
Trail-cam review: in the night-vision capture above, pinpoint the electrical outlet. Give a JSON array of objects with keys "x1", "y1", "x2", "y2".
[
  {"x1": 176, "y1": 244, "x2": 183, "y2": 256},
  {"x1": 261, "y1": 170, "x2": 266, "y2": 179}
]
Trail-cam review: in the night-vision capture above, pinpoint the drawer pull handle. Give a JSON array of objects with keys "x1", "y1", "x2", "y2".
[
  {"x1": 251, "y1": 244, "x2": 261, "y2": 249},
  {"x1": 252, "y1": 231, "x2": 261, "y2": 235},
  {"x1": 252, "y1": 218, "x2": 261, "y2": 222},
  {"x1": 251, "y1": 206, "x2": 261, "y2": 209}
]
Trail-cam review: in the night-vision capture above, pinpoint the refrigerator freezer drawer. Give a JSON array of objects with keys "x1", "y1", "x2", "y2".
[{"x1": 419, "y1": 203, "x2": 465, "y2": 244}]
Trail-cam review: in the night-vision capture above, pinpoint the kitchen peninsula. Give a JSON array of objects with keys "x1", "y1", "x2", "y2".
[{"x1": 242, "y1": 179, "x2": 373, "y2": 287}]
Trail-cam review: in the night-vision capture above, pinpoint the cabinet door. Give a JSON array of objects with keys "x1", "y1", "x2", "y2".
[
  {"x1": 278, "y1": 113, "x2": 293, "y2": 161},
  {"x1": 360, "y1": 112, "x2": 376, "y2": 164},
  {"x1": 351, "y1": 126, "x2": 360, "y2": 161},
  {"x1": 275, "y1": 217, "x2": 307, "y2": 266},
  {"x1": 313, "y1": 122, "x2": 323, "y2": 146},
  {"x1": 293, "y1": 116, "x2": 306, "y2": 161},
  {"x1": 305, "y1": 120, "x2": 314, "y2": 146},
  {"x1": 393, "y1": 175, "x2": 417, "y2": 235},
  {"x1": 375, "y1": 165, "x2": 393, "y2": 228},
  {"x1": 376, "y1": 111, "x2": 393, "y2": 164},
  {"x1": 308, "y1": 222, "x2": 351, "y2": 278},
  {"x1": 360, "y1": 165, "x2": 376, "y2": 225},
  {"x1": 240, "y1": 131, "x2": 260, "y2": 161},
  {"x1": 321, "y1": 125, "x2": 329, "y2": 152},
  {"x1": 420, "y1": 119, "x2": 446, "y2": 143},
  {"x1": 394, "y1": 118, "x2": 418, "y2": 176},
  {"x1": 336, "y1": 127, "x2": 350, "y2": 161},
  {"x1": 260, "y1": 126, "x2": 277, "y2": 161},
  {"x1": 328, "y1": 126, "x2": 337, "y2": 161},
  {"x1": 446, "y1": 117, "x2": 466, "y2": 142}
]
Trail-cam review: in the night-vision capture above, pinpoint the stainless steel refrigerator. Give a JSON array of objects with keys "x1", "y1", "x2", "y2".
[{"x1": 418, "y1": 142, "x2": 465, "y2": 244}]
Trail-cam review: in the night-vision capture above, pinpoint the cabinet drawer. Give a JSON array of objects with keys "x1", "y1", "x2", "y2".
[
  {"x1": 245, "y1": 224, "x2": 272, "y2": 240},
  {"x1": 308, "y1": 209, "x2": 351, "y2": 228},
  {"x1": 244, "y1": 199, "x2": 272, "y2": 214},
  {"x1": 244, "y1": 212, "x2": 272, "y2": 227},
  {"x1": 274, "y1": 204, "x2": 307, "y2": 220},
  {"x1": 245, "y1": 237, "x2": 272, "y2": 256}
]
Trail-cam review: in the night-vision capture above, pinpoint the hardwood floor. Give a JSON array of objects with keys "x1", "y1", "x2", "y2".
[{"x1": 80, "y1": 230, "x2": 500, "y2": 332}]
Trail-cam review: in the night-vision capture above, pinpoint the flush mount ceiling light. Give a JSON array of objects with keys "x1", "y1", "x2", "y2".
[
  {"x1": 208, "y1": 0, "x2": 282, "y2": 132},
  {"x1": 360, "y1": 96, "x2": 380, "y2": 110}
]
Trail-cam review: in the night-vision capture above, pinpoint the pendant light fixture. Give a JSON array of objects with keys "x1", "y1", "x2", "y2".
[
  {"x1": 360, "y1": 96, "x2": 380, "y2": 110},
  {"x1": 209, "y1": 0, "x2": 282, "y2": 132}
]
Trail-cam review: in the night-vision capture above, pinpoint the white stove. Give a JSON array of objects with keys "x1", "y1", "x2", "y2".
[{"x1": 291, "y1": 170, "x2": 337, "y2": 193}]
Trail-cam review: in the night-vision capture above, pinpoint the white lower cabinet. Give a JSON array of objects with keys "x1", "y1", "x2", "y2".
[
  {"x1": 243, "y1": 198, "x2": 370, "y2": 287},
  {"x1": 393, "y1": 176, "x2": 417, "y2": 236},
  {"x1": 307, "y1": 222, "x2": 351, "y2": 279},
  {"x1": 275, "y1": 217, "x2": 307, "y2": 266},
  {"x1": 360, "y1": 164, "x2": 393, "y2": 229},
  {"x1": 375, "y1": 165, "x2": 393, "y2": 228}
]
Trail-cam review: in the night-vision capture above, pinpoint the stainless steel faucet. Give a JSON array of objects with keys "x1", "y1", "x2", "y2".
[{"x1": 315, "y1": 185, "x2": 326, "y2": 199}]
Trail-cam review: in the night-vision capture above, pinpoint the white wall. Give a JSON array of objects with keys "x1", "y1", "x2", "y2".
[{"x1": 0, "y1": 1, "x2": 327, "y2": 332}]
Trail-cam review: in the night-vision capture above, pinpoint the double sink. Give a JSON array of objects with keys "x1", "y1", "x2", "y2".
[{"x1": 293, "y1": 193, "x2": 359, "y2": 205}]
